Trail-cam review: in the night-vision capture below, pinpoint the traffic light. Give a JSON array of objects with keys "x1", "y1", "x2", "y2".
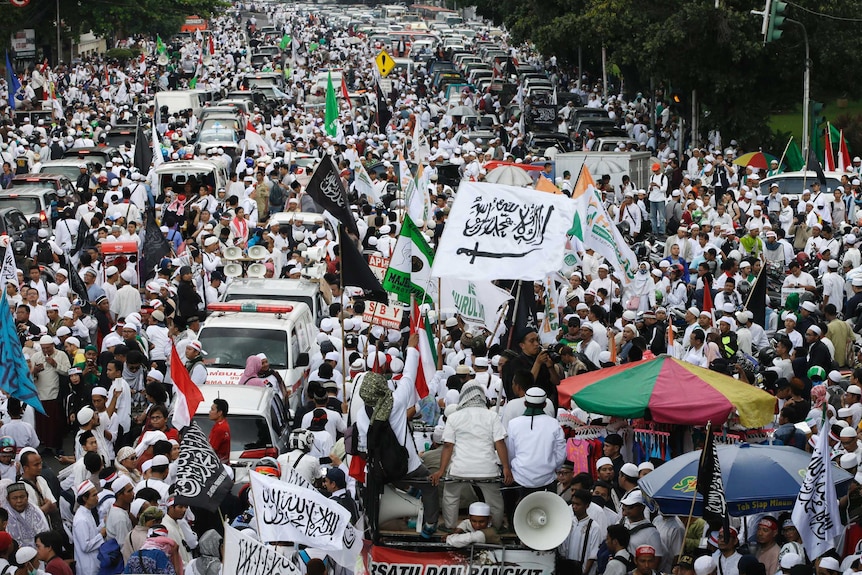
[
  {"x1": 766, "y1": 0, "x2": 787, "y2": 43},
  {"x1": 811, "y1": 101, "x2": 826, "y2": 128}
]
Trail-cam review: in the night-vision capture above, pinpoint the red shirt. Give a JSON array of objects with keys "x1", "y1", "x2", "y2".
[
  {"x1": 45, "y1": 556, "x2": 74, "y2": 575},
  {"x1": 209, "y1": 418, "x2": 231, "y2": 463}
]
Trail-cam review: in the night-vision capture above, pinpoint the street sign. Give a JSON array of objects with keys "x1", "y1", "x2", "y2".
[{"x1": 375, "y1": 50, "x2": 395, "y2": 78}]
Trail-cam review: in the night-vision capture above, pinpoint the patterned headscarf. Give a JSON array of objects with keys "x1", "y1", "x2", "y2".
[
  {"x1": 811, "y1": 384, "x2": 828, "y2": 409},
  {"x1": 458, "y1": 382, "x2": 488, "y2": 410},
  {"x1": 359, "y1": 372, "x2": 393, "y2": 422}
]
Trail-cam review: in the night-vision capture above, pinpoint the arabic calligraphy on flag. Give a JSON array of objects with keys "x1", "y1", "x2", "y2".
[{"x1": 431, "y1": 181, "x2": 575, "y2": 281}]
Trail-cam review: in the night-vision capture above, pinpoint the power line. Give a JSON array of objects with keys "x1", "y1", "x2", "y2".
[{"x1": 786, "y1": 1, "x2": 862, "y2": 23}]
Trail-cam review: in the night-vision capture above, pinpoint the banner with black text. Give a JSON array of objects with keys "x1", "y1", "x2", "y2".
[{"x1": 432, "y1": 181, "x2": 575, "y2": 281}]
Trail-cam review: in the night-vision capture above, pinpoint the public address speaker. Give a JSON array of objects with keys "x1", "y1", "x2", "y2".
[{"x1": 513, "y1": 492, "x2": 573, "y2": 551}]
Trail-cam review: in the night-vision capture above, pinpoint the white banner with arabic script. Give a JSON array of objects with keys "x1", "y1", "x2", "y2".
[
  {"x1": 223, "y1": 523, "x2": 302, "y2": 575},
  {"x1": 249, "y1": 471, "x2": 361, "y2": 564},
  {"x1": 431, "y1": 181, "x2": 576, "y2": 281},
  {"x1": 792, "y1": 412, "x2": 842, "y2": 560}
]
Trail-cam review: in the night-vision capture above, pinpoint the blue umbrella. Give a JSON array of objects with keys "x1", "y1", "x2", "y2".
[{"x1": 639, "y1": 443, "x2": 853, "y2": 516}]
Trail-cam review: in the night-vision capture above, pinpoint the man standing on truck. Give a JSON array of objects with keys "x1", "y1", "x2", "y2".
[{"x1": 647, "y1": 162, "x2": 668, "y2": 236}]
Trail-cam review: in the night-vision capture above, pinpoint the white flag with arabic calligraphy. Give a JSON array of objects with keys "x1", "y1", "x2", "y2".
[
  {"x1": 792, "y1": 410, "x2": 842, "y2": 560},
  {"x1": 432, "y1": 181, "x2": 575, "y2": 281}
]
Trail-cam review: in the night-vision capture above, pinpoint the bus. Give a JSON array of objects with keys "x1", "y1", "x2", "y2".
[{"x1": 181, "y1": 15, "x2": 208, "y2": 33}]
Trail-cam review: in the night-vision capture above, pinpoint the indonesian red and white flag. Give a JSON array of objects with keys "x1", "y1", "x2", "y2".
[
  {"x1": 839, "y1": 130, "x2": 852, "y2": 173},
  {"x1": 208, "y1": 35, "x2": 215, "y2": 56},
  {"x1": 410, "y1": 302, "x2": 436, "y2": 399},
  {"x1": 245, "y1": 121, "x2": 272, "y2": 155},
  {"x1": 170, "y1": 343, "x2": 204, "y2": 430},
  {"x1": 825, "y1": 124, "x2": 836, "y2": 172},
  {"x1": 340, "y1": 76, "x2": 351, "y2": 108}
]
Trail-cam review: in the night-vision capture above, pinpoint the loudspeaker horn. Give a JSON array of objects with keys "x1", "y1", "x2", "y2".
[
  {"x1": 203, "y1": 54, "x2": 213, "y2": 66},
  {"x1": 247, "y1": 245, "x2": 269, "y2": 261},
  {"x1": 224, "y1": 246, "x2": 242, "y2": 260},
  {"x1": 157, "y1": 54, "x2": 169, "y2": 66},
  {"x1": 224, "y1": 263, "x2": 243, "y2": 278},
  {"x1": 378, "y1": 485, "x2": 423, "y2": 525},
  {"x1": 513, "y1": 492, "x2": 573, "y2": 551},
  {"x1": 247, "y1": 262, "x2": 267, "y2": 278}
]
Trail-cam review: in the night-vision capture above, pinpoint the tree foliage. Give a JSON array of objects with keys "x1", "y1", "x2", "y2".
[
  {"x1": 0, "y1": 0, "x2": 228, "y2": 57},
  {"x1": 472, "y1": 0, "x2": 862, "y2": 146}
]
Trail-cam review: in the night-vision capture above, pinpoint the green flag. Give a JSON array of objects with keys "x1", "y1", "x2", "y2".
[
  {"x1": 382, "y1": 215, "x2": 435, "y2": 304},
  {"x1": 325, "y1": 71, "x2": 338, "y2": 137},
  {"x1": 189, "y1": 76, "x2": 198, "y2": 89},
  {"x1": 156, "y1": 35, "x2": 167, "y2": 55},
  {"x1": 279, "y1": 34, "x2": 291, "y2": 50},
  {"x1": 785, "y1": 140, "x2": 804, "y2": 172}
]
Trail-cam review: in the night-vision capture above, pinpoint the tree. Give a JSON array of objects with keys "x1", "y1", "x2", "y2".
[{"x1": 472, "y1": 0, "x2": 862, "y2": 147}]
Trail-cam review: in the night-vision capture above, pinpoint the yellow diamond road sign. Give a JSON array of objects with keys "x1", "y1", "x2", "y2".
[{"x1": 375, "y1": 50, "x2": 395, "y2": 77}]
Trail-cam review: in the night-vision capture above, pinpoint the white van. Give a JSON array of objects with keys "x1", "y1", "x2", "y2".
[
  {"x1": 154, "y1": 90, "x2": 204, "y2": 122},
  {"x1": 197, "y1": 302, "x2": 318, "y2": 403},
  {"x1": 152, "y1": 159, "x2": 229, "y2": 199},
  {"x1": 193, "y1": 384, "x2": 290, "y2": 482},
  {"x1": 221, "y1": 278, "x2": 328, "y2": 324}
]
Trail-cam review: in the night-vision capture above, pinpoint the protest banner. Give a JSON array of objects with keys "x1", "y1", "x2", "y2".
[{"x1": 223, "y1": 523, "x2": 301, "y2": 575}]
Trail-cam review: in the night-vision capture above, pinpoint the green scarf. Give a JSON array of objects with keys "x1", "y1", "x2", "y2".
[{"x1": 359, "y1": 372, "x2": 393, "y2": 422}]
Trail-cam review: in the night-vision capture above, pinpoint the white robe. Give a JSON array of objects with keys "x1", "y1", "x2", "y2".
[{"x1": 73, "y1": 505, "x2": 104, "y2": 575}]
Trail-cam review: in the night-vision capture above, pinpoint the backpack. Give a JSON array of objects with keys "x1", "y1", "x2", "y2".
[
  {"x1": 269, "y1": 182, "x2": 284, "y2": 208},
  {"x1": 366, "y1": 418, "x2": 409, "y2": 483},
  {"x1": 596, "y1": 520, "x2": 652, "y2": 573},
  {"x1": 36, "y1": 241, "x2": 53, "y2": 265},
  {"x1": 97, "y1": 538, "x2": 125, "y2": 575}
]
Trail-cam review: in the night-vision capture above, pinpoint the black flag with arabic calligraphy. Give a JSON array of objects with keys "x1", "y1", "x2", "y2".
[
  {"x1": 696, "y1": 424, "x2": 730, "y2": 534},
  {"x1": 174, "y1": 422, "x2": 233, "y2": 512},
  {"x1": 305, "y1": 156, "x2": 359, "y2": 237}
]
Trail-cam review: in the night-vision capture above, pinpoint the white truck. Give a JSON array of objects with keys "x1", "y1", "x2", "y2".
[{"x1": 554, "y1": 151, "x2": 652, "y2": 193}]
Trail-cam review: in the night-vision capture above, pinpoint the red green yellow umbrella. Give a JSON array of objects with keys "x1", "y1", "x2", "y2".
[
  {"x1": 732, "y1": 151, "x2": 778, "y2": 170},
  {"x1": 557, "y1": 356, "x2": 776, "y2": 428}
]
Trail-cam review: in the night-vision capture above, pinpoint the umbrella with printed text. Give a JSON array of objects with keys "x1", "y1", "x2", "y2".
[
  {"x1": 733, "y1": 151, "x2": 778, "y2": 170},
  {"x1": 638, "y1": 443, "x2": 853, "y2": 516},
  {"x1": 557, "y1": 355, "x2": 776, "y2": 428}
]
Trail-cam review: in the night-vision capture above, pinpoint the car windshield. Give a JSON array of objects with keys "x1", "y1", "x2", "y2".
[
  {"x1": 193, "y1": 414, "x2": 273, "y2": 451},
  {"x1": 197, "y1": 127, "x2": 237, "y2": 143},
  {"x1": 11, "y1": 179, "x2": 57, "y2": 190},
  {"x1": 0, "y1": 197, "x2": 40, "y2": 213},
  {"x1": 39, "y1": 166, "x2": 81, "y2": 181},
  {"x1": 198, "y1": 327, "x2": 288, "y2": 369}
]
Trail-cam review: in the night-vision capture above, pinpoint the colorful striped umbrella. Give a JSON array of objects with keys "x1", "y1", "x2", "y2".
[
  {"x1": 557, "y1": 356, "x2": 776, "y2": 428},
  {"x1": 732, "y1": 151, "x2": 778, "y2": 170}
]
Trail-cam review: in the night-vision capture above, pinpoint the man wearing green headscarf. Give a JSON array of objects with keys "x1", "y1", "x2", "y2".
[{"x1": 360, "y1": 333, "x2": 440, "y2": 539}]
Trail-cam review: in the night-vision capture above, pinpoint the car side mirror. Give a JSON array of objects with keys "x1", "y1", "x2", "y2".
[{"x1": 295, "y1": 352, "x2": 309, "y2": 368}]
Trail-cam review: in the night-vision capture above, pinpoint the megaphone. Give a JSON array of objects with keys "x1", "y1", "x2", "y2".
[
  {"x1": 224, "y1": 246, "x2": 242, "y2": 260},
  {"x1": 203, "y1": 54, "x2": 213, "y2": 66},
  {"x1": 247, "y1": 262, "x2": 267, "y2": 278},
  {"x1": 224, "y1": 263, "x2": 243, "y2": 278},
  {"x1": 378, "y1": 485, "x2": 423, "y2": 526},
  {"x1": 157, "y1": 54, "x2": 169, "y2": 66},
  {"x1": 247, "y1": 245, "x2": 269, "y2": 261},
  {"x1": 513, "y1": 492, "x2": 573, "y2": 551}
]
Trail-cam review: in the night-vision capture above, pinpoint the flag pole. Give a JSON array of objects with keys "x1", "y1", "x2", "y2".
[
  {"x1": 777, "y1": 136, "x2": 793, "y2": 172},
  {"x1": 339, "y1": 225, "x2": 347, "y2": 401},
  {"x1": 678, "y1": 420, "x2": 712, "y2": 566},
  {"x1": 436, "y1": 277, "x2": 443, "y2": 349},
  {"x1": 743, "y1": 263, "x2": 765, "y2": 311},
  {"x1": 505, "y1": 281, "x2": 523, "y2": 349}
]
